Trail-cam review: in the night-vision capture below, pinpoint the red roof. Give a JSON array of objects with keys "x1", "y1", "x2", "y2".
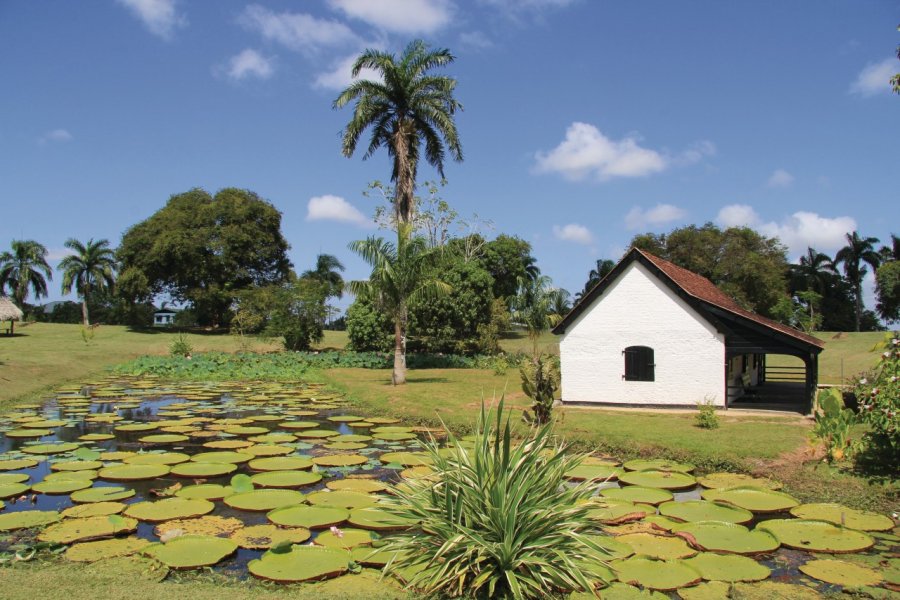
[{"x1": 635, "y1": 248, "x2": 825, "y2": 349}]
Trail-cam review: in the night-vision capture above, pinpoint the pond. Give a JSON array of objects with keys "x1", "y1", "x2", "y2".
[{"x1": 0, "y1": 377, "x2": 897, "y2": 597}]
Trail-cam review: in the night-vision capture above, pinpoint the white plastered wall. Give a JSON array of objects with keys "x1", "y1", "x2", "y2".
[{"x1": 559, "y1": 262, "x2": 726, "y2": 406}]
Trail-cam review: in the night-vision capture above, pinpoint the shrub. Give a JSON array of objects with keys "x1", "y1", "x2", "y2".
[
  {"x1": 812, "y1": 387, "x2": 856, "y2": 462},
  {"x1": 169, "y1": 333, "x2": 193, "y2": 358},
  {"x1": 695, "y1": 398, "x2": 719, "y2": 429},
  {"x1": 854, "y1": 332, "x2": 900, "y2": 463},
  {"x1": 381, "y1": 399, "x2": 610, "y2": 599},
  {"x1": 520, "y1": 354, "x2": 560, "y2": 425},
  {"x1": 346, "y1": 296, "x2": 393, "y2": 352}
]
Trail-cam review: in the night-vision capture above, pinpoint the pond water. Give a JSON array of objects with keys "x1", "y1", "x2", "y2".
[{"x1": 0, "y1": 377, "x2": 897, "y2": 597}]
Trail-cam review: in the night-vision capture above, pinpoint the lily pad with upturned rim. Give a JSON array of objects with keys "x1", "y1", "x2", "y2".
[
  {"x1": 614, "y1": 557, "x2": 703, "y2": 591},
  {"x1": 99, "y1": 464, "x2": 171, "y2": 481},
  {"x1": 676, "y1": 581, "x2": 731, "y2": 600},
  {"x1": 138, "y1": 434, "x2": 189, "y2": 444},
  {"x1": 756, "y1": 519, "x2": 874, "y2": 553},
  {"x1": 619, "y1": 470, "x2": 697, "y2": 490},
  {"x1": 267, "y1": 505, "x2": 349, "y2": 529},
  {"x1": 311, "y1": 454, "x2": 369, "y2": 467},
  {"x1": 0, "y1": 482, "x2": 30, "y2": 498},
  {"x1": 71, "y1": 486, "x2": 136, "y2": 503},
  {"x1": 565, "y1": 464, "x2": 623, "y2": 482},
  {"x1": 61, "y1": 501, "x2": 126, "y2": 519},
  {"x1": 123, "y1": 452, "x2": 190, "y2": 466},
  {"x1": 0, "y1": 509, "x2": 61, "y2": 531},
  {"x1": 0, "y1": 458, "x2": 39, "y2": 470},
  {"x1": 251, "y1": 470, "x2": 322, "y2": 488},
  {"x1": 306, "y1": 490, "x2": 378, "y2": 509},
  {"x1": 170, "y1": 462, "x2": 238, "y2": 478},
  {"x1": 378, "y1": 452, "x2": 433, "y2": 466},
  {"x1": 32, "y1": 478, "x2": 93, "y2": 494},
  {"x1": 623, "y1": 459, "x2": 695, "y2": 473},
  {"x1": 248, "y1": 544, "x2": 351, "y2": 582},
  {"x1": 601, "y1": 486, "x2": 673, "y2": 506},
  {"x1": 65, "y1": 537, "x2": 151, "y2": 562},
  {"x1": 696, "y1": 473, "x2": 782, "y2": 490},
  {"x1": 0, "y1": 473, "x2": 30, "y2": 485},
  {"x1": 175, "y1": 483, "x2": 234, "y2": 500},
  {"x1": 617, "y1": 533, "x2": 698, "y2": 559},
  {"x1": 327, "y1": 479, "x2": 389, "y2": 493},
  {"x1": 659, "y1": 500, "x2": 754, "y2": 525},
  {"x1": 671, "y1": 521, "x2": 780, "y2": 555},
  {"x1": 153, "y1": 515, "x2": 244, "y2": 538},
  {"x1": 142, "y1": 535, "x2": 238, "y2": 569},
  {"x1": 224, "y1": 489, "x2": 305, "y2": 512},
  {"x1": 248, "y1": 456, "x2": 314, "y2": 471},
  {"x1": 189, "y1": 451, "x2": 253, "y2": 464},
  {"x1": 798, "y1": 558, "x2": 883, "y2": 586},
  {"x1": 789, "y1": 503, "x2": 894, "y2": 532},
  {"x1": 230, "y1": 524, "x2": 310, "y2": 549},
  {"x1": 124, "y1": 497, "x2": 215, "y2": 522},
  {"x1": 52, "y1": 460, "x2": 105, "y2": 471},
  {"x1": 348, "y1": 507, "x2": 414, "y2": 531},
  {"x1": 700, "y1": 486, "x2": 799, "y2": 513},
  {"x1": 38, "y1": 515, "x2": 139, "y2": 544},
  {"x1": 683, "y1": 552, "x2": 771, "y2": 582},
  {"x1": 22, "y1": 442, "x2": 79, "y2": 454},
  {"x1": 314, "y1": 527, "x2": 373, "y2": 550}
]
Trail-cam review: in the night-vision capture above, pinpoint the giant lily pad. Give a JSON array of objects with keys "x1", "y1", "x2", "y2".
[
  {"x1": 124, "y1": 497, "x2": 215, "y2": 522},
  {"x1": 798, "y1": 558, "x2": 883, "y2": 586},
  {"x1": 306, "y1": 490, "x2": 378, "y2": 509},
  {"x1": 154, "y1": 515, "x2": 244, "y2": 538},
  {"x1": 348, "y1": 507, "x2": 414, "y2": 531},
  {"x1": 243, "y1": 445, "x2": 294, "y2": 457},
  {"x1": 378, "y1": 452, "x2": 433, "y2": 466},
  {"x1": 0, "y1": 458, "x2": 38, "y2": 470},
  {"x1": 294, "y1": 429, "x2": 340, "y2": 439},
  {"x1": 5, "y1": 428, "x2": 52, "y2": 438},
  {"x1": 65, "y1": 537, "x2": 150, "y2": 562},
  {"x1": 32, "y1": 478, "x2": 93, "y2": 494},
  {"x1": 248, "y1": 544, "x2": 351, "y2": 582},
  {"x1": 268, "y1": 505, "x2": 349, "y2": 529},
  {"x1": 224, "y1": 489, "x2": 305, "y2": 511},
  {"x1": 617, "y1": 533, "x2": 698, "y2": 559},
  {"x1": 789, "y1": 503, "x2": 895, "y2": 532},
  {"x1": 586, "y1": 499, "x2": 653, "y2": 524},
  {"x1": 700, "y1": 486, "x2": 798, "y2": 513},
  {"x1": 38, "y1": 515, "x2": 138, "y2": 544},
  {"x1": 730, "y1": 581, "x2": 824, "y2": 600},
  {"x1": 314, "y1": 527, "x2": 372, "y2": 550},
  {"x1": 99, "y1": 464, "x2": 171, "y2": 481},
  {"x1": 327, "y1": 479, "x2": 388, "y2": 493},
  {"x1": 564, "y1": 463, "x2": 623, "y2": 481},
  {"x1": 351, "y1": 545, "x2": 400, "y2": 567},
  {"x1": 671, "y1": 521, "x2": 779, "y2": 554},
  {"x1": 697, "y1": 473, "x2": 782, "y2": 490},
  {"x1": 601, "y1": 486, "x2": 673, "y2": 506},
  {"x1": 52, "y1": 460, "x2": 105, "y2": 471},
  {"x1": 230, "y1": 524, "x2": 310, "y2": 549},
  {"x1": 683, "y1": 553, "x2": 770, "y2": 582},
  {"x1": 71, "y1": 486, "x2": 136, "y2": 503},
  {"x1": 0, "y1": 509, "x2": 61, "y2": 531},
  {"x1": 175, "y1": 483, "x2": 234, "y2": 500},
  {"x1": 251, "y1": 470, "x2": 322, "y2": 488},
  {"x1": 659, "y1": 500, "x2": 753, "y2": 525},
  {"x1": 123, "y1": 452, "x2": 189, "y2": 465},
  {"x1": 170, "y1": 462, "x2": 237, "y2": 478},
  {"x1": 614, "y1": 557, "x2": 703, "y2": 591},
  {"x1": 61, "y1": 502, "x2": 126, "y2": 519},
  {"x1": 138, "y1": 434, "x2": 189, "y2": 444},
  {"x1": 22, "y1": 442, "x2": 79, "y2": 454},
  {"x1": 0, "y1": 482, "x2": 30, "y2": 498},
  {"x1": 142, "y1": 535, "x2": 238, "y2": 569},
  {"x1": 189, "y1": 451, "x2": 253, "y2": 464},
  {"x1": 45, "y1": 470, "x2": 98, "y2": 482},
  {"x1": 623, "y1": 459, "x2": 695, "y2": 473},
  {"x1": 619, "y1": 470, "x2": 697, "y2": 490},
  {"x1": 248, "y1": 456, "x2": 313, "y2": 471},
  {"x1": 311, "y1": 454, "x2": 369, "y2": 467},
  {"x1": 372, "y1": 432, "x2": 417, "y2": 441},
  {"x1": 676, "y1": 581, "x2": 731, "y2": 600},
  {"x1": 757, "y1": 519, "x2": 874, "y2": 553}
]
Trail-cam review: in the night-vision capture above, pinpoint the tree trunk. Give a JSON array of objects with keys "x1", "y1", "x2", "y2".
[
  {"x1": 855, "y1": 282, "x2": 862, "y2": 332},
  {"x1": 393, "y1": 122, "x2": 415, "y2": 226},
  {"x1": 81, "y1": 300, "x2": 90, "y2": 328},
  {"x1": 392, "y1": 305, "x2": 408, "y2": 386}
]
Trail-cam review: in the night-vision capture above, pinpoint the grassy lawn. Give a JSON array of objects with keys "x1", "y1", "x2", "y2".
[{"x1": 767, "y1": 331, "x2": 886, "y2": 384}]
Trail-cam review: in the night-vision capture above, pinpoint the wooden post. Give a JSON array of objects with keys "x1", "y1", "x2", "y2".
[{"x1": 804, "y1": 352, "x2": 818, "y2": 415}]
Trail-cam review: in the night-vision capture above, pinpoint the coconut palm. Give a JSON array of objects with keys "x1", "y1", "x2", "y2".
[
  {"x1": 58, "y1": 238, "x2": 117, "y2": 327},
  {"x1": 834, "y1": 231, "x2": 881, "y2": 331},
  {"x1": 575, "y1": 258, "x2": 615, "y2": 302},
  {"x1": 0, "y1": 239, "x2": 53, "y2": 308},
  {"x1": 348, "y1": 224, "x2": 451, "y2": 385},
  {"x1": 334, "y1": 40, "x2": 463, "y2": 226},
  {"x1": 791, "y1": 247, "x2": 837, "y2": 295},
  {"x1": 300, "y1": 254, "x2": 345, "y2": 300}
]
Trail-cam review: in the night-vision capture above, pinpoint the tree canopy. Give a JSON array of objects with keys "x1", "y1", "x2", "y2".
[
  {"x1": 59, "y1": 237, "x2": 117, "y2": 327},
  {"x1": 0, "y1": 239, "x2": 53, "y2": 308}
]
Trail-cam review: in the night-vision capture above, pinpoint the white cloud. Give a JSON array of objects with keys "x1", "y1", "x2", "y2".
[
  {"x1": 766, "y1": 168, "x2": 794, "y2": 188},
  {"x1": 552, "y1": 223, "x2": 593, "y2": 245},
  {"x1": 459, "y1": 31, "x2": 492, "y2": 50},
  {"x1": 239, "y1": 4, "x2": 359, "y2": 54},
  {"x1": 306, "y1": 195, "x2": 370, "y2": 227},
  {"x1": 534, "y1": 122, "x2": 668, "y2": 181},
  {"x1": 223, "y1": 49, "x2": 274, "y2": 81},
  {"x1": 676, "y1": 140, "x2": 716, "y2": 165},
  {"x1": 716, "y1": 204, "x2": 760, "y2": 228},
  {"x1": 313, "y1": 53, "x2": 382, "y2": 91},
  {"x1": 116, "y1": 0, "x2": 185, "y2": 40},
  {"x1": 716, "y1": 204, "x2": 856, "y2": 255},
  {"x1": 328, "y1": 0, "x2": 453, "y2": 34},
  {"x1": 624, "y1": 204, "x2": 686, "y2": 230},
  {"x1": 849, "y1": 57, "x2": 897, "y2": 97},
  {"x1": 38, "y1": 129, "x2": 73, "y2": 145}
]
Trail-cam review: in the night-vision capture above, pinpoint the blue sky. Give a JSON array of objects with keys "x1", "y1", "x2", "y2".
[{"x1": 1, "y1": 0, "x2": 897, "y2": 310}]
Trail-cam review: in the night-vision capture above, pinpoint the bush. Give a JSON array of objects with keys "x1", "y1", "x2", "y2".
[
  {"x1": 346, "y1": 296, "x2": 393, "y2": 352},
  {"x1": 381, "y1": 399, "x2": 611, "y2": 599},
  {"x1": 854, "y1": 332, "x2": 900, "y2": 463},
  {"x1": 169, "y1": 333, "x2": 193, "y2": 358},
  {"x1": 695, "y1": 399, "x2": 719, "y2": 429},
  {"x1": 812, "y1": 388, "x2": 856, "y2": 462},
  {"x1": 520, "y1": 354, "x2": 560, "y2": 425}
]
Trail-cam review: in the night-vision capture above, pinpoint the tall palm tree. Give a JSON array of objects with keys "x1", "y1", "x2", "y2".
[
  {"x1": 0, "y1": 239, "x2": 53, "y2": 308},
  {"x1": 549, "y1": 288, "x2": 571, "y2": 318},
  {"x1": 792, "y1": 247, "x2": 837, "y2": 295},
  {"x1": 58, "y1": 238, "x2": 117, "y2": 327},
  {"x1": 510, "y1": 275, "x2": 563, "y2": 357},
  {"x1": 834, "y1": 231, "x2": 881, "y2": 331},
  {"x1": 348, "y1": 224, "x2": 451, "y2": 385},
  {"x1": 334, "y1": 40, "x2": 463, "y2": 226},
  {"x1": 879, "y1": 234, "x2": 899, "y2": 262},
  {"x1": 301, "y1": 254, "x2": 345, "y2": 300},
  {"x1": 575, "y1": 259, "x2": 615, "y2": 302}
]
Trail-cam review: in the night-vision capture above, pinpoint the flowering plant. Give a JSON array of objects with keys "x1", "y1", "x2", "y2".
[{"x1": 854, "y1": 332, "x2": 900, "y2": 463}]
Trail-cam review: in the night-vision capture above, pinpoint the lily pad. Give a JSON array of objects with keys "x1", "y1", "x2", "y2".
[
  {"x1": 0, "y1": 458, "x2": 39, "y2": 470},
  {"x1": 61, "y1": 501, "x2": 126, "y2": 519},
  {"x1": 251, "y1": 470, "x2": 322, "y2": 488},
  {"x1": 230, "y1": 524, "x2": 310, "y2": 549},
  {"x1": 138, "y1": 434, "x2": 189, "y2": 444},
  {"x1": 22, "y1": 442, "x2": 79, "y2": 454},
  {"x1": 700, "y1": 486, "x2": 799, "y2": 513},
  {"x1": 614, "y1": 557, "x2": 703, "y2": 591},
  {"x1": 619, "y1": 470, "x2": 697, "y2": 490},
  {"x1": 671, "y1": 521, "x2": 780, "y2": 554},
  {"x1": 124, "y1": 497, "x2": 215, "y2": 522},
  {"x1": 52, "y1": 460, "x2": 105, "y2": 471},
  {"x1": 6, "y1": 428, "x2": 52, "y2": 438},
  {"x1": 294, "y1": 429, "x2": 340, "y2": 439},
  {"x1": 587, "y1": 499, "x2": 653, "y2": 524},
  {"x1": 154, "y1": 515, "x2": 244, "y2": 538},
  {"x1": 798, "y1": 558, "x2": 883, "y2": 586},
  {"x1": 65, "y1": 537, "x2": 151, "y2": 562},
  {"x1": 38, "y1": 515, "x2": 138, "y2": 544},
  {"x1": 32, "y1": 478, "x2": 93, "y2": 494},
  {"x1": 224, "y1": 489, "x2": 305, "y2": 511},
  {"x1": 683, "y1": 552, "x2": 771, "y2": 582},
  {"x1": 123, "y1": 452, "x2": 190, "y2": 465},
  {"x1": 189, "y1": 451, "x2": 253, "y2": 464},
  {"x1": 757, "y1": 519, "x2": 874, "y2": 553},
  {"x1": 0, "y1": 473, "x2": 30, "y2": 485},
  {"x1": 0, "y1": 509, "x2": 61, "y2": 531},
  {"x1": 175, "y1": 483, "x2": 234, "y2": 500},
  {"x1": 248, "y1": 544, "x2": 351, "y2": 582},
  {"x1": 0, "y1": 481, "x2": 30, "y2": 498},
  {"x1": 243, "y1": 444, "x2": 294, "y2": 457},
  {"x1": 142, "y1": 535, "x2": 238, "y2": 569},
  {"x1": 351, "y1": 545, "x2": 400, "y2": 567},
  {"x1": 730, "y1": 581, "x2": 823, "y2": 600},
  {"x1": 170, "y1": 462, "x2": 238, "y2": 478},
  {"x1": 618, "y1": 533, "x2": 698, "y2": 559},
  {"x1": 601, "y1": 486, "x2": 673, "y2": 506},
  {"x1": 307, "y1": 490, "x2": 378, "y2": 509},
  {"x1": 99, "y1": 464, "x2": 171, "y2": 481},
  {"x1": 676, "y1": 581, "x2": 731, "y2": 600},
  {"x1": 268, "y1": 505, "x2": 349, "y2": 529},
  {"x1": 789, "y1": 503, "x2": 895, "y2": 532},
  {"x1": 379, "y1": 451, "x2": 433, "y2": 466},
  {"x1": 623, "y1": 459, "x2": 695, "y2": 473},
  {"x1": 697, "y1": 473, "x2": 782, "y2": 490},
  {"x1": 203, "y1": 439, "x2": 253, "y2": 449},
  {"x1": 659, "y1": 500, "x2": 753, "y2": 525},
  {"x1": 565, "y1": 463, "x2": 623, "y2": 482},
  {"x1": 311, "y1": 454, "x2": 369, "y2": 467},
  {"x1": 371, "y1": 432, "x2": 417, "y2": 441},
  {"x1": 328, "y1": 479, "x2": 389, "y2": 493},
  {"x1": 71, "y1": 486, "x2": 136, "y2": 503},
  {"x1": 314, "y1": 527, "x2": 372, "y2": 550},
  {"x1": 348, "y1": 507, "x2": 414, "y2": 531},
  {"x1": 248, "y1": 456, "x2": 314, "y2": 471},
  {"x1": 280, "y1": 421, "x2": 318, "y2": 430}
]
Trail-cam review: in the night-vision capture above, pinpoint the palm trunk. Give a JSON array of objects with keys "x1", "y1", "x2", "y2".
[
  {"x1": 854, "y1": 282, "x2": 862, "y2": 332},
  {"x1": 81, "y1": 300, "x2": 90, "y2": 328},
  {"x1": 392, "y1": 305, "x2": 408, "y2": 386},
  {"x1": 393, "y1": 122, "x2": 415, "y2": 226}
]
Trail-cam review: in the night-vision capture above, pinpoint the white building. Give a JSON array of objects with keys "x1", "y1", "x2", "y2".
[
  {"x1": 553, "y1": 248, "x2": 824, "y2": 412},
  {"x1": 153, "y1": 310, "x2": 177, "y2": 327}
]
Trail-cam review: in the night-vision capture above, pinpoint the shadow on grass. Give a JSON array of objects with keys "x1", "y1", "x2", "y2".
[
  {"x1": 848, "y1": 445, "x2": 900, "y2": 485},
  {"x1": 127, "y1": 327, "x2": 232, "y2": 336}
]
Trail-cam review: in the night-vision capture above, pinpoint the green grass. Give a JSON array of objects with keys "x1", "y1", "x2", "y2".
[{"x1": 767, "y1": 331, "x2": 887, "y2": 384}]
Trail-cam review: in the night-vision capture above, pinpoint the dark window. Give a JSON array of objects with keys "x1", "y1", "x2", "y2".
[{"x1": 623, "y1": 346, "x2": 655, "y2": 381}]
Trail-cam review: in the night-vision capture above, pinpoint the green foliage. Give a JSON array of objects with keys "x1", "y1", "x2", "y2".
[
  {"x1": 346, "y1": 295, "x2": 393, "y2": 352},
  {"x1": 854, "y1": 332, "x2": 900, "y2": 463},
  {"x1": 476, "y1": 298, "x2": 511, "y2": 356},
  {"x1": 771, "y1": 291, "x2": 823, "y2": 333},
  {"x1": 520, "y1": 354, "x2": 560, "y2": 425},
  {"x1": 695, "y1": 399, "x2": 720, "y2": 429},
  {"x1": 113, "y1": 352, "x2": 312, "y2": 380},
  {"x1": 381, "y1": 399, "x2": 610, "y2": 599},
  {"x1": 0, "y1": 239, "x2": 53, "y2": 307},
  {"x1": 80, "y1": 326, "x2": 95, "y2": 346},
  {"x1": 117, "y1": 187, "x2": 291, "y2": 326},
  {"x1": 813, "y1": 388, "x2": 856, "y2": 462},
  {"x1": 510, "y1": 275, "x2": 562, "y2": 356},
  {"x1": 169, "y1": 333, "x2": 193, "y2": 358},
  {"x1": 58, "y1": 237, "x2": 116, "y2": 327},
  {"x1": 835, "y1": 231, "x2": 882, "y2": 332},
  {"x1": 576, "y1": 258, "x2": 615, "y2": 301},
  {"x1": 875, "y1": 260, "x2": 900, "y2": 323},
  {"x1": 266, "y1": 280, "x2": 328, "y2": 351},
  {"x1": 478, "y1": 234, "x2": 538, "y2": 300}
]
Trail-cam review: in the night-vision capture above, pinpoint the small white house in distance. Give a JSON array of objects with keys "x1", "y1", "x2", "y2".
[
  {"x1": 153, "y1": 310, "x2": 177, "y2": 327},
  {"x1": 552, "y1": 248, "x2": 825, "y2": 413}
]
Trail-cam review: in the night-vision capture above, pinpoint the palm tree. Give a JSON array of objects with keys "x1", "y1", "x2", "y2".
[
  {"x1": 334, "y1": 40, "x2": 463, "y2": 226},
  {"x1": 0, "y1": 240, "x2": 53, "y2": 308},
  {"x1": 879, "y1": 234, "x2": 899, "y2": 262},
  {"x1": 792, "y1": 247, "x2": 837, "y2": 295},
  {"x1": 58, "y1": 238, "x2": 117, "y2": 327},
  {"x1": 510, "y1": 275, "x2": 563, "y2": 357},
  {"x1": 348, "y1": 224, "x2": 451, "y2": 385},
  {"x1": 575, "y1": 259, "x2": 615, "y2": 302},
  {"x1": 834, "y1": 231, "x2": 881, "y2": 331},
  {"x1": 549, "y1": 288, "x2": 571, "y2": 317},
  {"x1": 301, "y1": 254, "x2": 345, "y2": 300}
]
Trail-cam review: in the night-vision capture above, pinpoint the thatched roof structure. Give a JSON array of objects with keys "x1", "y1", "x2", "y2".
[{"x1": 0, "y1": 296, "x2": 24, "y2": 321}]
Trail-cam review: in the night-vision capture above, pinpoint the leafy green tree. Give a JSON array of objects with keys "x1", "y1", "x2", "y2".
[
  {"x1": 478, "y1": 234, "x2": 538, "y2": 299},
  {"x1": 117, "y1": 188, "x2": 291, "y2": 327},
  {"x1": 266, "y1": 280, "x2": 328, "y2": 351},
  {"x1": 510, "y1": 275, "x2": 562, "y2": 357},
  {"x1": 58, "y1": 238, "x2": 116, "y2": 327},
  {"x1": 791, "y1": 247, "x2": 837, "y2": 295},
  {"x1": 300, "y1": 254, "x2": 345, "y2": 300},
  {"x1": 549, "y1": 287, "x2": 571, "y2": 317},
  {"x1": 834, "y1": 231, "x2": 882, "y2": 332},
  {"x1": 348, "y1": 224, "x2": 451, "y2": 384},
  {"x1": 876, "y1": 261, "x2": 900, "y2": 323},
  {"x1": 0, "y1": 239, "x2": 53, "y2": 309},
  {"x1": 335, "y1": 40, "x2": 463, "y2": 226},
  {"x1": 346, "y1": 295, "x2": 393, "y2": 352}
]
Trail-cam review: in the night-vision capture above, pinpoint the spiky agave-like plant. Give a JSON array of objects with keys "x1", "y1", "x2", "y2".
[{"x1": 380, "y1": 399, "x2": 610, "y2": 599}]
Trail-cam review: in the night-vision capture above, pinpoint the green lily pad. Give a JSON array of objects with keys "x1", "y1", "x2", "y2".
[
  {"x1": 0, "y1": 509, "x2": 61, "y2": 530},
  {"x1": 52, "y1": 460, "x2": 105, "y2": 471},
  {"x1": 280, "y1": 421, "x2": 318, "y2": 430},
  {"x1": 593, "y1": 583, "x2": 669, "y2": 599},
  {"x1": 371, "y1": 426, "x2": 413, "y2": 433},
  {"x1": 696, "y1": 473, "x2": 782, "y2": 490},
  {"x1": 0, "y1": 481, "x2": 30, "y2": 498},
  {"x1": 230, "y1": 524, "x2": 310, "y2": 549},
  {"x1": 730, "y1": 581, "x2": 824, "y2": 600},
  {"x1": 351, "y1": 545, "x2": 400, "y2": 567},
  {"x1": 623, "y1": 459, "x2": 695, "y2": 473},
  {"x1": 617, "y1": 533, "x2": 698, "y2": 559},
  {"x1": 248, "y1": 456, "x2": 314, "y2": 471},
  {"x1": 61, "y1": 502, "x2": 126, "y2": 519},
  {"x1": 378, "y1": 451, "x2": 433, "y2": 466},
  {"x1": 327, "y1": 415, "x2": 364, "y2": 423},
  {"x1": 323, "y1": 441, "x2": 368, "y2": 451},
  {"x1": 314, "y1": 527, "x2": 372, "y2": 550},
  {"x1": 78, "y1": 433, "x2": 115, "y2": 441},
  {"x1": 22, "y1": 442, "x2": 79, "y2": 454},
  {"x1": 248, "y1": 544, "x2": 350, "y2": 582},
  {"x1": 38, "y1": 515, "x2": 138, "y2": 544},
  {"x1": 222, "y1": 426, "x2": 269, "y2": 436},
  {"x1": 123, "y1": 452, "x2": 190, "y2": 465},
  {"x1": 307, "y1": 490, "x2": 378, "y2": 509},
  {"x1": 294, "y1": 429, "x2": 340, "y2": 439},
  {"x1": 671, "y1": 521, "x2": 780, "y2": 554},
  {"x1": 203, "y1": 439, "x2": 253, "y2": 449},
  {"x1": 189, "y1": 451, "x2": 253, "y2": 464},
  {"x1": 154, "y1": 515, "x2": 244, "y2": 538},
  {"x1": 138, "y1": 434, "x2": 189, "y2": 444},
  {"x1": 114, "y1": 423, "x2": 158, "y2": 432},
  {"x1": 676, "y1": 581, "x2": 731, "y2": 600},
  {"x1": 683, "y1": 553, "x2": 771, "y2": 582},
  {"x1": 0, "y1": 473, "x2": 30, "y2": 484},
  {"x1": 601, "y1": 486, "x2": 674, "y2": 505},
  {"x1": 659, "y1": 500, "x2": 753, "y2": 525},
  {"x1": 224, "y1": 489, "x2": 305, "y2": 511},
  {"x1": 143, "y1": 535, "x2": 238, "y2": 569},
  {"x1": 6, "y1": 428, "x2": 52, "y2": 438},
  {"x1": 175, "y1": 483, "x2": 234, "y2": 500},
  {"x1": 789, "y1": 503, "x2": 895, "y2": 532},
  {"x1": 65, "y1": 537, "x2": 151, "y2": 562},
  {"x1": 99, "y1": 464, "x2": 171, "y2": 481},
  {"x1": 311, "y1": 454, "x2": 369, "y2": 467},
  {"x1": 700, "y1": 486, "x2": 799, "y2": 513},
  {"x1": 330, "y1": 434, "x2": 372, "y2": 443},
  {"x1": 798, "y1": 558, "x2": 883, "y2": 586},
  {"x1": 348, "y1": 507, "x2": 414, "y2": 531},
  {"x1": 614, "y1": 557, "x2": 703, "y2": 591},
  {"x1": 251, "y1": 470, "x2": 322, "y2": 488},
  {"x1": 585, "y1": 534, "x2": 635, "y2": 559},
  {"x1": 586, "y1": 499, "x2": 653, "y2": 524},
  {"x1": 327, "y1": 479, "x2": 389, "y2": 493},
  {"x1": 71, "y1": 486, "x2": 136, "y2": 503},
  {"x1": 243, "y1": 444, "x2": 294, "y2": 457},
  {"x1": 32, "y1": 478, "x2": 93, "y2": 494},
  {"x1": 371, "y1": 432, "x2": 417, "y2": 441},
  {"x1": 757, "y1": 519, "x2": 874, "y2": 553},
  {"x1": 124, "y1": 497, "x2": 215, "y2": 522},
  {"x1": 170, "y1": 462, "x2": 238, "y2": 478},
  {"x1": 0, "y1": 458, "x2": 39, "y2": 470},
  {"x1": 267, "y1": 505, "x2": 349, "y2": 529},
  {"x1": 619, "y1": 470, "x2": 697, "y2": 490}
]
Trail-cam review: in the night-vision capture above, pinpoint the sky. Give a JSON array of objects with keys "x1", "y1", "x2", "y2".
[{"x1": 1, "y1": 0, "x2": 897, "y2": 312}]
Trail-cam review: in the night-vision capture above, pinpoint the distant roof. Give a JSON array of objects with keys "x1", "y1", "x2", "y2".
[
  {"x1": 0, "y1": 296, "x2": 24, "y2": 321},
  {"x1": 154, "y1": 310, "x2": 177, "y2": 315},
  {"x1": 553, "y1": 247, "x2": 825, "y2": 351}
]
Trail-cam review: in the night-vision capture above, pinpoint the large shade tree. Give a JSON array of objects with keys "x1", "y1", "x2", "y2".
[
  {"x1": 834, "y1": 231, "x2": 882, "y2": 331},
  {"x1": 335, "y1": 40, "x2": 463, "y2": 226},
  {"x1": 0, "y1": 240, "x2": 53, "y2": 308},
  {"x1": 58, "y1": 238, "x2": 117, "y2": 327}
]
